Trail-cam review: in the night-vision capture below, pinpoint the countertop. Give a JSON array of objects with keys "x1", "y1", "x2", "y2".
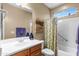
[{"x1": 0, "y1": 37, "x2": 44, "y2": 56}]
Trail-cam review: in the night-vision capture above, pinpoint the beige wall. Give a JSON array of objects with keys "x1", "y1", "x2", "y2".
[
  {"x1": 29, "y1": 3, "x2": 50, "y2": 21},
  {"x1": 29, "y1": 3, "x2": 50, "y2": 40},
  {"x1": 3, "y1": 4, "x2": 32, "y2": 39}
]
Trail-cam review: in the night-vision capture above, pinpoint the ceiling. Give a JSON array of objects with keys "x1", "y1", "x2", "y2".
[
  {"x1": 9, "y1": 3, "x2": 32, "y2": 13},
  {"x1": 44, "y1": 3, "x2": 64, "y2": 9},
  {"x1": 10, "y1": 3, "x2": 64, "y2": 13}
]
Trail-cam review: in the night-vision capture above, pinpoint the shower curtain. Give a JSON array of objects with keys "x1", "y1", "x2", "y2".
[{"x1": 44, "y1": 18, "x2": 57, "y2": 55}]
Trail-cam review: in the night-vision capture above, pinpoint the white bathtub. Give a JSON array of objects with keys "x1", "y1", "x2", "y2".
[
  {"x1": 57, "y1": 17, "x2": 79, "y2": 56},
  {"x1": 58, "y1": 49, "x2": 77, "y2": 56},
  {"x1": 58, "y1": 50, "x2": 71, "y2": 56}
]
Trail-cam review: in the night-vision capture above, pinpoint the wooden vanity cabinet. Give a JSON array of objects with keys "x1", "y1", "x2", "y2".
[
  {"x1": 14, "y1": 49, "x2": 29, "y2": 56},
  {"x1": 30, "y1": 44, "x2": 41, "y2": 56},
  {"x1": 12, "y1": 44, "x2": 42, "y2": 56}
]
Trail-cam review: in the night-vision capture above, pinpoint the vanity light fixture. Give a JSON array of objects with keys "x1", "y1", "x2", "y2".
[
  {"x1": 15, "y1": 3, "x2": 31, "y2": 10},
  {"x1": 29, "y1": 20, "x2": 32, "y2": 33},
  {"x1": 0, "y1": 3, "x2": 7, "y2": 40}
]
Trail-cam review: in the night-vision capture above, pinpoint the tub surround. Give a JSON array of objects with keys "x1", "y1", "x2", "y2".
[{"x1": 0, "y1": 37, "x2": 44, "y2": 56}]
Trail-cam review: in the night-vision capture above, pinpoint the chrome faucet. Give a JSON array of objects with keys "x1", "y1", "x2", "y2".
[
  {"x1": 17, "y1": 37, "x2": 25, "y2": 42},
  {"x1": 16, "y1": 37, "x2": 30, "y2": 43}
]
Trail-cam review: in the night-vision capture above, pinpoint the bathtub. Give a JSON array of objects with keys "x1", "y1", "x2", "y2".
[
  {"x1": 58, "y1": 49, "x2": 71, "y2": 56},
  {"x1": 58, "y1": 49, "x2": 77, "y2": 56},
  {"x1": 57, "y1": 17, "x2": 79, "y2": 56}
]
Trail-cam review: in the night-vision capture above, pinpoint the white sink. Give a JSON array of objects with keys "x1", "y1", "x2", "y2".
[{"x1": 0, "y1": 37, "x2": 44, "y2": 56}]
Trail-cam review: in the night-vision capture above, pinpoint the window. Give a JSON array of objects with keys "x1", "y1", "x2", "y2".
[{"x1": 54, "y1": 7, "x2": 77, "y2": 18}]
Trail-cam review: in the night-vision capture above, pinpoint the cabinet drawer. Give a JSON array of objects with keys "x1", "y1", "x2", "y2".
[
  {"x1": 30, "y1": 44, "x2": 41, "y2": 53},
  {"x1": 30, "y1": 49, "x2": 41, "y2": 56}
]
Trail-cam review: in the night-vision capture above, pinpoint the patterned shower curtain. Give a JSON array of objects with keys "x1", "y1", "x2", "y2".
[{"x1": 44, "y1": 18, "x2": 57, "y2": 55}]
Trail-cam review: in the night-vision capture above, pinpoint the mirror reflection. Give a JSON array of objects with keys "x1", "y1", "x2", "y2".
[{"x1": 3, "y1": 3, "x2": 32, "y2": 39}]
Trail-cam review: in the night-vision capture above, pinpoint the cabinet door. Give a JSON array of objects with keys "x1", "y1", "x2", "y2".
[
  {"x1": 30, "y1": 44, "x2": 41, "y2": 53},
  {"x1": 23, "y1": 49, "x2": 29, "y2": 56},
  {"x1": 30, "y1": 44, "x2": 42, "y2": 56},
  {"x1": 11, "y1": 44, "x2": 42, "y2": 56},
  {"x1": 15, "y1": 51, "x2": 25, "y2": 56},
  {"x1": 30, "y1": 49, "x2": 41, "y2": 56},
  {"x1": 12, "y1": 49, "x2": 29, "y2": 56}
]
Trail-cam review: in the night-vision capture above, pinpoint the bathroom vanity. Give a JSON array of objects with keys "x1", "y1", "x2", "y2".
[
  {"x1": 0, "y1": 37, "x2": 44, "y2": 56},
  {"x1": 12, "y1": 44, "x2": 41, "y2": 56}
]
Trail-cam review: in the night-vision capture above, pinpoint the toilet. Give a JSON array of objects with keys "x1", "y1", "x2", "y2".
[{"x1": 42, "y1": 48, "x2": 54, "y2": 56}]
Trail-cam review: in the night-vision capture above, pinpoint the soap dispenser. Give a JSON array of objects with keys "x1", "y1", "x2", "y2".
[
  {"x1": 29, "y1": 33, "x2": 34, "y2": 40},
  {"x1": 26, "y1": 32, "x2": 29, "y2": 37}
]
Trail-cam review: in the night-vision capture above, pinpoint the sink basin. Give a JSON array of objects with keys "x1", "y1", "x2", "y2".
[
  {"x1": 14, "y1": 42, "x2": 30, "y2": 47},
  {"x1": 1, "y1": 39, "x2": 40, "y2": 49}
]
